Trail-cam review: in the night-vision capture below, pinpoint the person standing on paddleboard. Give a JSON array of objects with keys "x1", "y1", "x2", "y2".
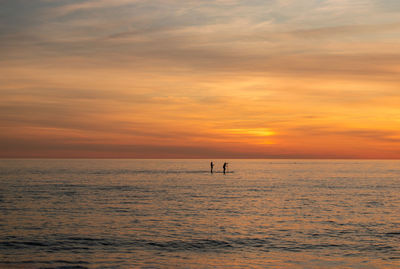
[{"x1": 223, "y1": 162, "x2": 228, "y2": 174}]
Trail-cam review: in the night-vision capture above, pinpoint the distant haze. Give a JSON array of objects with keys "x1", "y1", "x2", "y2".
[{"x1": 1, "y1": 0, "x2": 400, "y2": 158}]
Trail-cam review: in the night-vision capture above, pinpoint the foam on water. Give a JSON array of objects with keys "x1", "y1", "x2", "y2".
[{"x1": 0, "y1": 159, "x2": 399, "y2": 268}]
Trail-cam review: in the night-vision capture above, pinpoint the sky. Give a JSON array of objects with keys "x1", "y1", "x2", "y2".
[{"x1": 1, "y1": 0, "x2": 400, "y2": 158}]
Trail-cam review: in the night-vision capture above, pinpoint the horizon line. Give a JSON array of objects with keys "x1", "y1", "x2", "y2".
[{"x1": 1, "y1": 157, "x2": 400, "y2": 160}]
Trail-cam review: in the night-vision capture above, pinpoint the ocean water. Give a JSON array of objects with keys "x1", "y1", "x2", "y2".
[{"x1": 0, "y1": 159, "x2": 399, "y2": 269}]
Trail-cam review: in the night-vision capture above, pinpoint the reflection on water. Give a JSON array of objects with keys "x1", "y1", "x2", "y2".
[{"x1": 0, "y1": 159, "x2": 399, "y2": 268}]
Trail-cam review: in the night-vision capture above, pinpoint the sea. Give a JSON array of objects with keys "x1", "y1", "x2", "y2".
[{"x1": 0, "y1": 159, "x2": 399, "y2": 268}]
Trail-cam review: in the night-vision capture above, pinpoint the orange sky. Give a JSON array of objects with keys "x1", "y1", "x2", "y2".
[{"x1": 1, "y1": 0, "x2": 400, "y2": 158}]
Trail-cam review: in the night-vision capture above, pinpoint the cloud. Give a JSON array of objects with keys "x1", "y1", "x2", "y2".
[
  {"x1": 47, "y1": 0, "x2": 141, "y2": 16},
  {"x1": 288, "y1": 22, "x2": 400, "y2": 38},
  {"x1": 374, "y1": 0, "x2": 400, "y2": 12}
]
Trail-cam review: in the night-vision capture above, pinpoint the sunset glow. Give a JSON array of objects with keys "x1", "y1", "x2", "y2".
[{"x1": 1, "y1": 0, "x2": 400, "y2": 158}]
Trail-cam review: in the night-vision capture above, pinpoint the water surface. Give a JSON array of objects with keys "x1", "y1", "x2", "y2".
[{"x1": 1, "y1": 159, "x2": 399, "y2": 268}]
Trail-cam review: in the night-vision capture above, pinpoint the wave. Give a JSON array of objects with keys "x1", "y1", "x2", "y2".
[
  {"x1": 2, "y1": 235, "x2": 399, "y2": 255},
  {"x1": 0, "y1": 168, "x2": 222, "y2": 176}
]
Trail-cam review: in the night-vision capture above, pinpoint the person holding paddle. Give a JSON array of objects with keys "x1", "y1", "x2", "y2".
[{"x1": 223, "y1": 162, "x2": 228, "y2": 174}]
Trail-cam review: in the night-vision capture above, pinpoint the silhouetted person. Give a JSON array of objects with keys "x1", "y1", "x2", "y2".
[
  {"x1": 223, "y1": 162, "x2": 227, "y2": 174},
  {"x1": 210, "y1": 161, "x2": 214, "y2": 173}
]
